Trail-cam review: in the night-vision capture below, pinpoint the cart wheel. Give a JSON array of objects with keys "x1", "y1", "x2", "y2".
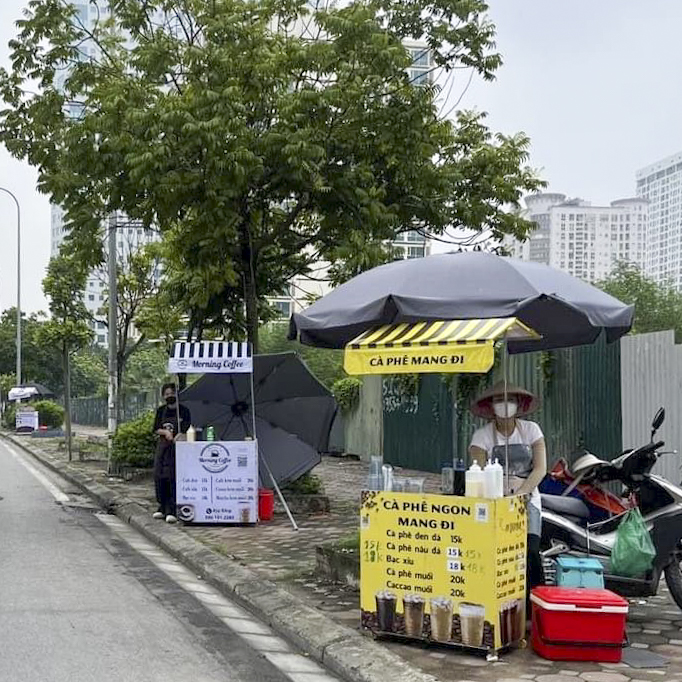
[{"x1": 485, "y1": 652, "x2": 499, "y2": 662}]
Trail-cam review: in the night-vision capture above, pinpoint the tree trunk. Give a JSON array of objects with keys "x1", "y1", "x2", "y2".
[
  {"x1": 239, "y1": 216, "x2": 260, "y2": 353},
  {"x1": 243, "y1": 264, "x2": 259, "y2": 353},
  {"x1": 63, "y1": 345, "x2": 73, "y2": 462}
]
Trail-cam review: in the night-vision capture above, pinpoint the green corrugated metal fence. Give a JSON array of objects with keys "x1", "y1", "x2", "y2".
[
  {"x1": 71, "y1": 392, "x2": 157, "y2": 427},
  {"x1": 383, "y1": 337, "x2": 622, "y2": 473}
]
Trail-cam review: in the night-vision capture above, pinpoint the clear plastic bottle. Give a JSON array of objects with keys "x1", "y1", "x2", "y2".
[
  {"x1": 491, "y1": 458, "x2": 504, "y2": 498},
  {"x1": 483, "y1": 458, "x2": 503, "y2": 498},
  {"x1": 465, "y1": 462, "x2": 484, "y2": 498}
]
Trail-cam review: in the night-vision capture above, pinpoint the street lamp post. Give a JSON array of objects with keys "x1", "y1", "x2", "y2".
[{"x1": 0, "y1": 187, "x2": 21, "y2": 387}]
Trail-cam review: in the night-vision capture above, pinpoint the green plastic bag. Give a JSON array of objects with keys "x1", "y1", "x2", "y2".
[{"x1": 610, "y1": 508, "x2": 656, "y2": 577}]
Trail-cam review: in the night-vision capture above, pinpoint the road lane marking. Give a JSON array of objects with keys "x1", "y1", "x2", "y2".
[
  {"x1": 95, "y1": 512, "x2": 340, "y2": 682},
  {"x1": 2, "y1": 441, "x2": 69, "y2": 503}
]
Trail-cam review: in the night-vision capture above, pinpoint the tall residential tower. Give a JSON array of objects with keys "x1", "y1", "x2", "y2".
[
  {"x1": 636, "y1": 152, "x2": 682, "y2": 288},
  {"x1": 505, "y1": 193, "x2": 648, "y2": 282}
]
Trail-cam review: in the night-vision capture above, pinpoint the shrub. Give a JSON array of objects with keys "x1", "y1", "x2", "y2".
[
  {"x1": 2, "y1": 403, "x2": 16, "y2": 429},
  {"x1": 332, "y1": 377, "x2": 363, "y2": 413},
  {"x1": 334, "y1": 530, "x2": 360, "y2": 552},
  {"x1": 283, "y1": 472, "x2": 323, "y2": 495},
  {"x1": 34, "y1": 400, "x2": 65, "y2": 429},
  {"x1": 112, "y1": 411, "x2": 156, "y2": 468}
]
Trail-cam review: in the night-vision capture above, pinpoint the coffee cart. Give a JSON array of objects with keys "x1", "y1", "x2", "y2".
[
  {"x1": 346, "y1": 317, "x2": 538, "y2": 659},
  {"x1": 168, "y1": 340, "x2": 297, "y2": 528}
]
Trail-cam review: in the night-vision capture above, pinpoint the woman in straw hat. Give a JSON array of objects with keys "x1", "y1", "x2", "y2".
[{"x1": 469, "y1": 382, "x2": 546, "y2": 591}]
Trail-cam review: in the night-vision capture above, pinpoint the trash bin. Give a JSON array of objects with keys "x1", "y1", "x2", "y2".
[{"x1": 259, "y1": 488, "x2": 274, "y2": 521}]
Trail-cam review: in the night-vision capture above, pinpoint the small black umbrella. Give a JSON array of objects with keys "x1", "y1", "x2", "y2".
[
  {"x1": 289, "y1": 251, "x2": 634, "y2": 352},
  {"x1": 179, "y1": 352, "x2": 337, "y2": 486}
]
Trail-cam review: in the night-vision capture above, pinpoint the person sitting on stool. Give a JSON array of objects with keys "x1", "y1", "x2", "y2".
[{"x1": 152, "y1": 382, "x2": 191, "y2": 523}]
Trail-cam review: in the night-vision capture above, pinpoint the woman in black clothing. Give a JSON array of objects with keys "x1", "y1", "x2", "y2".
[{"x1": 152, "y1": 382, "x2": 191, "y2": 523}]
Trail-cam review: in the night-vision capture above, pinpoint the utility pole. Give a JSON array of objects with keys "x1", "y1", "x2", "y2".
[{"x1": 107, "y1": 213, "x2": 118, "y2": 470}]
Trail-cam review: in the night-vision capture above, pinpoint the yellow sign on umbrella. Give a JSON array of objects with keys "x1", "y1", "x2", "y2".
[{"x1": 344, "y1": 318, "x2": 539, "y2": 375}]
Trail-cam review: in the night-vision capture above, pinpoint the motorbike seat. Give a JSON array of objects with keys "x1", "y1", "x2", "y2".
[{"x1": 541, "y1": 494, "x2": 590, "y2": 520}]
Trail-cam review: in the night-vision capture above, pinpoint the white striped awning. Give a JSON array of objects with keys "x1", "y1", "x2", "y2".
[{"x1": 168, "y1": 341, "x2": 253, "y2": 374}]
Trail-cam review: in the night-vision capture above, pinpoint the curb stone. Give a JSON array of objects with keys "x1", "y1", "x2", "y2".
[{"x1": 2, "y1": 433, "x2": 439, "y2": 682}]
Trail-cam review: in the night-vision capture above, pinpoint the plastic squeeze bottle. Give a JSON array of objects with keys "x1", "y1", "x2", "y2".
[
  {"x1": 186, "y1": 425, "x2": 196, "y2": 443},
  {"x1": 465, "y1": 462, "x2": 484, "y2": 498},
  {"x1": 483, "y1": 459, "x2": 503, "y2": 498},
  {"x1": 491, "y1": 458, "x2": 504, "y2": 497}
]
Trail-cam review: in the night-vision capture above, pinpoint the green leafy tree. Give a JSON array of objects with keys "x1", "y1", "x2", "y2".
[
  {"x1": 40, "y1": 254, "x2": 93, "y2": 460},
  {"x1": 259, "y1": 322, "x2": 343, "y2": 388},
  {"x1": 0, "y1": 0, "x2": 543, "y2": 350},
  {"x1": 122, "y1": 344, "x2": 169, "y2": 396},
  {"x1": 0, "y1": 309, "x2": 64, "y2": 392},
  {"x1": 71, "y1": 346, "x2": 108, "y2": 397},
  {"x1": 598, "y1": 263, "x2": 682, "y2": 342},
  {"x1": 96, "y1": 240, "x2": 162, "y2": 417}
]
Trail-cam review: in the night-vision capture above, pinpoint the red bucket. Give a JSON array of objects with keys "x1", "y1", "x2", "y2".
[{"x1": 258, "y1": 488, "x2": 275, "y2": 522}]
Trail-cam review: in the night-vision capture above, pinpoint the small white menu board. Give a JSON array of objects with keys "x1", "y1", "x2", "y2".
[
  {"x1": 16, "y1": 409, "x2": 38, "y2": 431},
  {"x1": 175, "y1": 440, "x2": 258, "y2": 524}
]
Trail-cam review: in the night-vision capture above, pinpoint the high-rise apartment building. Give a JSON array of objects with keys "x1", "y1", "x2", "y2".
[
  {"x1": 505, "y1": 193, "x2": 648, "y2": 283},
  {"x1": 51, "y1": 207, "x2": 158, "y2": 345},
  {"x1": 636, "y1": 151, "x2": 682, "y2": 288}
]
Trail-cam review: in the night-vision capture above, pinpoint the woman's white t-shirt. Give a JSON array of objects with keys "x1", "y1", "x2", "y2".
[{"x1": 469, "y1": 419, "x2": 544, "y2": 512}]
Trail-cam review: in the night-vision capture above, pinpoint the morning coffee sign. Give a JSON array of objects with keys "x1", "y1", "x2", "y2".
[
  {"x1": 168, "y1": 341, "x2": 253, "y2": 374},
  {"x1": 175, "y1": 440, "x2": 258, "y2": 524},
  {"x1": 360, "y1": 492, "x2": 527, "y2": 653}
]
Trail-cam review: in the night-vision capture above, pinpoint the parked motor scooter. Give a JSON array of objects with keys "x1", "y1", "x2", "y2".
[{"x1": 540, "y1": 408, "x2": 682, "y2": 610}]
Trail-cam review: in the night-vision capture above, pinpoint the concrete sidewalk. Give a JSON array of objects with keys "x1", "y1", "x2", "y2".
[
  {"x1": 7, "y1": 431, "x2": 682, "y2": 682},
  {"x1": 72, "y1": 424, "x2": 108, "y2": 439}
]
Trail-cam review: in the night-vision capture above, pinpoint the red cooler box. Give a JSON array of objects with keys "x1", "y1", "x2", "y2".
[{"x1": 531, "y1": 587, "x2": 628, "y2": 662}]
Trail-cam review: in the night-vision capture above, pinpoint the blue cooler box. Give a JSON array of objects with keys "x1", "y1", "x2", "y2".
[{"x1": 555, "y1": 556, "x2": 604, "y2": 588}]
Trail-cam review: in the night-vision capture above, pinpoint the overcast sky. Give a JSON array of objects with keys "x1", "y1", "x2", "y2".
[{"x1": 1, "y1": 1, "x2": 681, "y2": 311}]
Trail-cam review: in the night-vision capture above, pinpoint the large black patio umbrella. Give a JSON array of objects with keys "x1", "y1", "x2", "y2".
[
  {"x1": 289, "y1": 251, "x2": 634, "y2": 352},
  {"x1": 179, "y1": 352, "x2": 337, "y2": 486}
]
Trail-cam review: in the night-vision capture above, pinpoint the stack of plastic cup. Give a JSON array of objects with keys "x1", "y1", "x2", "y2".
[
  {"x1": 441, "y1": 465, "x2": 455, "y2": 494},
  {"x1": 367, "y1": 455, "x2": 383, "y2": 490}
]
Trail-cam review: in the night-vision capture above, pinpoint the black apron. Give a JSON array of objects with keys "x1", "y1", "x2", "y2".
[{"x1": 154, "y1": 406, "x2": 179, "y2": 480}]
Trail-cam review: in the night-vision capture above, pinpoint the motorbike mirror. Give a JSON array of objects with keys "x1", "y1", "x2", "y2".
[{"x1": 652, "y1": 408, "x2": 665, "y2": 437}]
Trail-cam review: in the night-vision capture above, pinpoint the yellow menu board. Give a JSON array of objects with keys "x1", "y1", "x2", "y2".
[{"x1": 360, "y1": 492, "x2": 527, "y2": 653}]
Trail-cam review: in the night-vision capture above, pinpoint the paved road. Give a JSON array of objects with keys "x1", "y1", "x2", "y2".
[{"x1": 0, "y1": 438, "x2": 337, "y2": 682}]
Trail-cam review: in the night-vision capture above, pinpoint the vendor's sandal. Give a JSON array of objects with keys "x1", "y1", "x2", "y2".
[
  {"x1": 165, "y1": 515, "x2": 178, "y2": 524},
  {"x1": 152, "y1": 511, "x2": 164, "y2": 519}
]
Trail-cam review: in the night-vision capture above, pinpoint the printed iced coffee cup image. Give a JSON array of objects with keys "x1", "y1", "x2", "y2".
[
  {"x1": 403, "y1": 594, "x2": 426, "y2": 637},
  {"x1": 375, "y1": 590, "x2": 397, "y2": 632},
  {"x1": 511, "y1": 598, "x2": 524, "y2": 642},
  {"x1": 459, "y1": 602, "x2": 486, "y2": 647},
  {"x1": 499, "y1": 601, "x2": 519, "y2": 645},
  {"x1": 429, "y1": 597, "x2": 453, "y2": 642}
]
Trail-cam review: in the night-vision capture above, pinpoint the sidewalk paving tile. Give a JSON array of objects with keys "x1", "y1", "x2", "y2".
[{"x1": 29, "y1": 436, "x2": 682, "y2": 682}]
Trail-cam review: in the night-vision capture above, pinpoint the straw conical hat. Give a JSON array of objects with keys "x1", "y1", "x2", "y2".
[{"x1": 470, "y1": 382, "x2": 538, "y2": 419}]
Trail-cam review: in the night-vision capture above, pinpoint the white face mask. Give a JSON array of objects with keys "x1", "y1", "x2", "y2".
[{"x1": 493, "y1": 401, "x2": 518, "y2": 419}]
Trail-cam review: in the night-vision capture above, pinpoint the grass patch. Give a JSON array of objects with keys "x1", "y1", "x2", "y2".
[
  {"x1": 334, "y1": 530, "x2": 360, "y2": 552},
  {"x1": 283, "y1": 473, "x2": 324, "y2": 495}
]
